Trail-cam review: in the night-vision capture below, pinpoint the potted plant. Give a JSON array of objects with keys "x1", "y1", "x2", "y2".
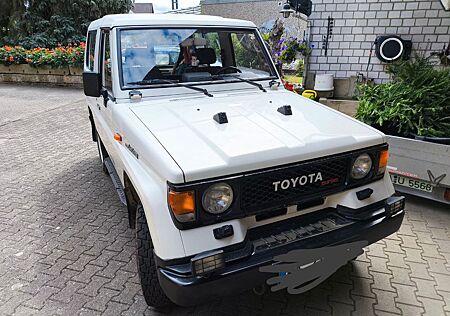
[
  {"x1": 276, "y1": 37, "x2": 311, "y2": 65},
  {"x1": 356, "y1": 56, "x2": 450, "y2": 204}
]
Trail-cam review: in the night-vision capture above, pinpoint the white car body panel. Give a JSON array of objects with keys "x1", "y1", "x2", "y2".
[{"x1": 130, "y1": 90, "x2": 384, "y2": 182}]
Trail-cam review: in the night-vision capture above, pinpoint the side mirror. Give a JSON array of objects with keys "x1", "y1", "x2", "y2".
[{"x1": 83, "y1": 72, "x2": 101, "y2": 97}]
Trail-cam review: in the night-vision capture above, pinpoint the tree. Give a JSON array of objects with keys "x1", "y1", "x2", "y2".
[{"x1": 0, "y1": 0, "x2": 132, "y2": 48}]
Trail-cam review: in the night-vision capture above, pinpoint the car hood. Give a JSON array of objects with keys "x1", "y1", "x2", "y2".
[{"x1": 130, "y1": 90, "x2": 385, "y2": 182}]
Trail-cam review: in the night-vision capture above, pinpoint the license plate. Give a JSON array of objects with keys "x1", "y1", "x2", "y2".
[{"x1": 390, "y1": 174, "x2": 433, "y2": 192}]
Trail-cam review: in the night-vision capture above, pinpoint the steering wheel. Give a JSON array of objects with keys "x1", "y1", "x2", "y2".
[{"x1": 216, "y1": 66, "x2": 242, "y2": 75}]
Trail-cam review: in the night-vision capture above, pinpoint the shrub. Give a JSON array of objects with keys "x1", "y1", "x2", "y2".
[
  {"x1": 356, "y1": 57, "x2": 450, "y2": 138},
  {"x1": 0, "y1": 43, "x2": 85, "y2": 67}
]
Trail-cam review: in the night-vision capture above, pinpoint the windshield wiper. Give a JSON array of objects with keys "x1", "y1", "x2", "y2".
[
  {"x1": 127, "y1": 79, "x2": 213, "y2": 97},
  {"x1": 224, "y1": 75, "x2": 267, "y2": 93}
]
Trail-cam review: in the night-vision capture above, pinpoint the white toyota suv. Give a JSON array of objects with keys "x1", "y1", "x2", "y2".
[{"x1": 83, "y1": 14, "x2": 405, "y2": 307}]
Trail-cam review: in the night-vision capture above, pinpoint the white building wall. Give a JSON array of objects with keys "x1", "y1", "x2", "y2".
[{"x1": 307, "y1": 0, "x2": 450, "y2": 83}]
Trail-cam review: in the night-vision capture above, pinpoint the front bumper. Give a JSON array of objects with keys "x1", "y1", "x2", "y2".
[{"x1": 156, "y1": 196, "x2": 405, "y2": 306}]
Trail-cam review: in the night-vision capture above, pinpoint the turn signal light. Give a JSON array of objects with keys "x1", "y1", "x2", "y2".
[
  {"x1": 378, "y1": 149, "x2": 389, "y2": 175},
  {"x1": 168, "y1": 190, "x2": 195, "y2": 222},
  {"x1": 114, "y1": 133, "x2": 122, "y2": 142}
]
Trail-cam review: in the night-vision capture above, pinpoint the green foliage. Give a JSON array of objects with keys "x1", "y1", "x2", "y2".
[
  {"x1": 295, "y1": 59, "x2": 304, "y2": 77},
  {"x1": 1, "y1": 0, "x2": 132, "y2": 48},
  {"x1": 356, "y1": 57, "x2": 450, "y2": 138},
  {"x1": 276, "y1": 37, "x2": 311, "y2": 64}
]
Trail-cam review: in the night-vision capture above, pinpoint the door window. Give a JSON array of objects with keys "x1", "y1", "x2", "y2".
[
  {"x1": 103, "y1": 32, "x2": 112, "y2": 91},
  {"x1": 85, "y1": 31, "x2": 97, "y2": 71}
]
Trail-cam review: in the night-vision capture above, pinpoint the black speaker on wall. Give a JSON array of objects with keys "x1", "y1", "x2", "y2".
[{"x1": 375, "y1": 35, "x2": 412, "y2": 63}]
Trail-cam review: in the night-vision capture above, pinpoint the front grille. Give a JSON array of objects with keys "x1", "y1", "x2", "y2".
[{"x1": 240, "y1": 156, "x2": 350, "y2": 213}]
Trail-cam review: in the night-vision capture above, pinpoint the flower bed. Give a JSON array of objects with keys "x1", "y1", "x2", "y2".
[
  {"x1": 0, "y1": 43, "x2": 85, "y2": 67},
  {"x1": 0, "y1": 44, "x2": 84, "y2": 86}
]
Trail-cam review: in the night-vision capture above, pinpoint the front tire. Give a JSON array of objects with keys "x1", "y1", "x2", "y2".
[{"x1": 136, "y1": 204, "x2": 172, "y2": 307}]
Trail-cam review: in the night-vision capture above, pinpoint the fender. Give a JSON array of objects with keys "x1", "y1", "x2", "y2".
[{"x1": 117, "y1": 144, "x2": 185, "y2": 260}]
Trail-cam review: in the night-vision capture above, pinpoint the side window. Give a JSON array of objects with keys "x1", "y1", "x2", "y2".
[
  {"x1": 204, "y1": 32, "x2": 222, "y2": 66},
  {"x1": 231, "y1": 32, "x2": 270, "y2": 73},
  {"x1": 85, "y1": 31, "x2": 96, "y2": 71},
  {"x1": 102, "y1": 32, "x2": 112, "y2": 91}
]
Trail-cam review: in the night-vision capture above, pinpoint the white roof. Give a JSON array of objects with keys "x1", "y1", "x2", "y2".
[{"x1": 88, "y1": 14, "x2": 256, "y2": 30}]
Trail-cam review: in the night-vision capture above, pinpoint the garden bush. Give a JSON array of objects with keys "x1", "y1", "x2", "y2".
[
  {"x1": 356, "y1": 57, "x2": 450, "y2": 138},
  {"x1": 0, "y1": 43, "x2": 85, "y2": 67}
]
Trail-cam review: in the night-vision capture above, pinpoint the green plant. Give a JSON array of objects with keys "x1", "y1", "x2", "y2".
[
  {"x1": 295, "y1": 59, "x2": 304, "y2": 77},
  {"x1": 0, "y1": 43, "x2": 85, "y2": 67},
  {"x1": 276, "y1": 37, "x2": 311, "y2": 64},
  {"x1": 356, "y1": 56, "x2": 450, "y2": 138},
  {"x1": 1, "y1": 0, "x2": 132, "y2": 48}
]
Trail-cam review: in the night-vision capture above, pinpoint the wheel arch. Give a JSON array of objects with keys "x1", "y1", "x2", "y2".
[
  {"x1": 88, "y1": 107, "x2": 97, "y2": 142},
  {"x1": 120, "y1": 154, "x2": 185, "y2": 259},
  {"x1": 124, "y1": 171, "x2": 140, "y2": 229}
]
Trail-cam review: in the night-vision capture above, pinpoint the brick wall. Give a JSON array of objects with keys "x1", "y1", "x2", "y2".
[{"x1": 307, "y1": 0, "x2": 450, "y2": 83}]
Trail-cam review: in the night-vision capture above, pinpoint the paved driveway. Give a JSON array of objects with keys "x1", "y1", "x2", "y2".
[{"x1": 0, "y1": 84, "x2": 449, "y2": 316}]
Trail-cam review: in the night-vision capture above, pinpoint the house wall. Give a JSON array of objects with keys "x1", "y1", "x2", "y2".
[
  {"x1": 202, "y1": 0, "x2": 307, "y2": 38},
  {"x1": 307, "y1": 0, "x2": 450, "y2": 85}
]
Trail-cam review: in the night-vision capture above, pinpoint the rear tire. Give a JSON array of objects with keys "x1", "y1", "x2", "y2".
[
  {"x1": 96, "y1": 133, "x2": 109, "y2": 175},
  {"x1": 136, "y1": 204, "x2": 172, "y2": 307}
]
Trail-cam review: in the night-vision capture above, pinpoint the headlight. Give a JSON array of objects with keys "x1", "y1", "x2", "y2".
[
  {"x1": 202, "y1": 183, "x2": 233, "y2": 214},
  {"x1": 351, "y1": 154, "x2": 373, "y2": 179}
]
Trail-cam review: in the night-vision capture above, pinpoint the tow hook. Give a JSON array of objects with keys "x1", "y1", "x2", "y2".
[{"x1": 252, "y1": 284, "x2": 267, "y2": 296}]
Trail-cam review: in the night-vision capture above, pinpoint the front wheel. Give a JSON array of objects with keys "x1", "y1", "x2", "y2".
[{"x1": 136, "y1": 204, "x2": 172, "y2": 307}]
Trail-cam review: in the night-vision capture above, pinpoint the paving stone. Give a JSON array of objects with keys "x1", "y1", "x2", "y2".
[
  {"x1": 418, "y1": 297, "x2": 446, "y2": 316},
  {"x1": 389, "y1": 267, "x2": 414, "y2": 286},
  {"x1": 384, "y1": 239, "x2": 404, "y2": 254},
  {"x1": 412, "y1": 278, "x2": 442, "y2": 300},
  {"x1": 372, "y1": 289, "x2": 401, "y2": 314},
  {"x1": 427, "y1": 258, "x2": 450, "y2": 275},
  {"x1": 407, "y1": 262, "x2": 434, "y2": 281},
  {"x1": 409, "y1": 220, "x2": 430, "y2": 233},
  {"x1": 396, "y1": 303, "x2": 424, "y2": 316},
  {"x1": 368, "y1": 257, "x2": 390, "y2": 274},
  {"x1": 392, "y1": 283, "x2": 422, "y2": 307},
  {"x1": 368, "y1": 242, "x2": 388, "y2": 258},
  {"x1": 351, "y1": 277, "x2": 375, "y2": 299},
  {"x1": 420, "y1": 243, "x2": 446, "y2": 259},
  {"x1": 22, "y1": 285, "x2": 60, "y2": 310},
  {"x1": 431, "y1": 273, "x2": 450, "y2": 292},
  {"x1": 329, "y1": 301, "x2": 354, "y2": 315},
  {"x1": 352, "y1": 295, "x2": 376, "y2": 316}
]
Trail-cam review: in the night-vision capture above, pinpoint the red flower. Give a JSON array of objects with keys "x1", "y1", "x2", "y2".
[{"x1": 9, "y1": 56, "x2": 14, "y2": 62}]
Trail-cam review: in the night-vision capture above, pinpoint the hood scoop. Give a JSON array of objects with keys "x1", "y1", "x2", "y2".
[
  {"x1": 213, "y1": 112, "x2": 228, "y2": 124},
  {"x1": 277, "y1": 105, "x2": 292, "y2": 116}
]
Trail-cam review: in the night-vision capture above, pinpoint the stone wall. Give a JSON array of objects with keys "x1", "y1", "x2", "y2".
[
  {"x1": 306, "y1": 0, "x2": 450, "y2": 84},
  {"x1": 0, "y1": 65, "x2": 82, "y2": 86},
  {"x1": 202, "y1": 0, "x2": 307, "y2": 38}
]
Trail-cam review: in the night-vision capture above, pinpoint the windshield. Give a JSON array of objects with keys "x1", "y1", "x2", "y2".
[{"x1": 119, "y1": 28, "x2": 276, "y2": 88}]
